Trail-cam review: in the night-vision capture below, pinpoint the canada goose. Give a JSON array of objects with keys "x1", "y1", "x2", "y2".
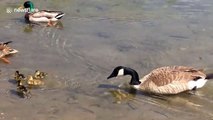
[{"x1": 107, "y1": 66, "x2": 213, "y2": 94}]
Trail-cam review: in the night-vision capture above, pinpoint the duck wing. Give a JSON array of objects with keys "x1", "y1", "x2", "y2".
[{"x1": 32, "y1": 10, "x2": 65, "y2": 19}]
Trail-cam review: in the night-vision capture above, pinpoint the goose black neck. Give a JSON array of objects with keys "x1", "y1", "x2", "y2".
[{"x1": 124, "y1": 67, "x2": 141, "y2": 85}]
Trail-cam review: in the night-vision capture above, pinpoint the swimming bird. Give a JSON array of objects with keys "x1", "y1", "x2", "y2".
[
  {"x1": 21, "y1": 1, "x2": 65, "y2": 26},
  {"x1": 107, "y1": 66, "x2": 213, "y2": 94},
  {"x1": 34, "y1": 70, "x2": 47, "y2": 79},
  {"x1": 17, "y1": 80, "x2": 31, "y2": 98},
  {"x1": 27, "y1": 75, "x2": 44, "y2": 86},
  {"x1": 14, "y1": 71, "x2": 26, "y2": 83},
  {"x1": 0, "y1": 41, "x2": 12, "y2": 50},
  {"x1": 0, "y1": 41, "x2": 18, "y2": 63}
]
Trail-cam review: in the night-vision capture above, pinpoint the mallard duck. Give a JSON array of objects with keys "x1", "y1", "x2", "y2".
[
  {"x1": 0, "y1": 41, "x2": 13, "y2": 50},
  {"x1": 27, "y1": 75, "x2": 44, "y2": 86},
  {"x1": 0, "y1": 41, "x2": 12, "y2": 48},
  {"x1": 17, "y1": 80, "x2": 31, "y2": 98},
  {"x1": 21, "y1": 1, "x2": 65, "y2": 26},
  {"x1": 0, "y1": 41, "x2": 18, "y2": 64},
  {"x1": 107, "y1": 66, "x2": 213, "y2": 94},
  {"x1": 34, "y1": 70, "x2": 47, "y2": 79}
]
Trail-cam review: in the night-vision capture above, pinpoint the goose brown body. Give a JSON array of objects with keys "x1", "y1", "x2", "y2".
[
  {"x1": 138, "y1": 66, "x2": 206, "y2": 94},
  {"x1": 108, "y1": 66, "x2": 210, "y2": 94}
]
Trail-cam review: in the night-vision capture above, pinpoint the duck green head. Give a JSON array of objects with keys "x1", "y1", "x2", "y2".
[{"x1": 23, "y1": 1, "x2": 35, "y2": 12}]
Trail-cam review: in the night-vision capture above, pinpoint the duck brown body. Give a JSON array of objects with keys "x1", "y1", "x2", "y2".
[{"x1": 0, "y1": 41, "x2": 18, "y2": 63}]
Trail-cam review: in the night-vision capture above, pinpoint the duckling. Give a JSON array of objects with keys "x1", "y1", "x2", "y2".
[
  {"x1": 20, "y1": 1, "x2": 65, "y2": 26},
  {"x1": 17, "y1": 80, "x2": 31, "y2": 98},
  {"x1": 0, "y1": 41, "x2": 18, "y2": 64},
  {"x1": 108, "y1": 66, "x2": 213, "y2": 94},
  {"x1": 27, "y1": 75, "x2": 44, "y2": 86},
  {"x1": 34, "y1": 70, "x2": 47, "y2": 79},
  {"x1": 14, "y1": 71, "x2": 26, "y2": 82}
]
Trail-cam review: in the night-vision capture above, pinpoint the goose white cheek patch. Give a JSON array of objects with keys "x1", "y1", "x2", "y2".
[{"x1": 118, "y1": 69, "x2": 124, "y2": 76}]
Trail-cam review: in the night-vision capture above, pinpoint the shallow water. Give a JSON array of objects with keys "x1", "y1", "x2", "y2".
[{"x1": 0, "y1": 0, "x2": 213, "y2": 120}]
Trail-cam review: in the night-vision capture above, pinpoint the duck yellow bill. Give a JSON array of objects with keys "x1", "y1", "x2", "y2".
[
  {"x1": 9, "y1": 49, "x2": 19, "y2": 54},
  {"x1": 18, "y1": 6, "x2": 24, "y2": 9}
]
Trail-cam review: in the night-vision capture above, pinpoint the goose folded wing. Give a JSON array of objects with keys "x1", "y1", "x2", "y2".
[{"x1": 144, "y1": 66, "x2": 206, "y2": 87}]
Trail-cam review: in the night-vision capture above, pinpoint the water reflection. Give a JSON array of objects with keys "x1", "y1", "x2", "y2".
[
  {"x1": 109, "y1": 89, "x2": 136, "y2": 104},
  {"x1": 23, "y1": 21, "x2": 64, "y2": 33},
  {"x1": 102, "y1": 80, "x2": 213, "y2": 119}
]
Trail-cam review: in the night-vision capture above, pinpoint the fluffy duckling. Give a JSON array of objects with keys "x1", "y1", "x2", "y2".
[
  {"x1": 108, "y1": 66, "x2": 213, "y2": 94},
  {"x1": 21, "y1": 1, "x2": 65, "y2": 26},
  {"x1": 34, "y1": 70, "x2": 47, "y2": 79},
  {"x1": 17, "y1": 80, "x2": 31, "y2": 98},
  {"x1": 14, "y1": 71, "x2": 26, "y2": 82},
  {"x1": 27, "y1": 75, "x2": 44, "y2": 86}
]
